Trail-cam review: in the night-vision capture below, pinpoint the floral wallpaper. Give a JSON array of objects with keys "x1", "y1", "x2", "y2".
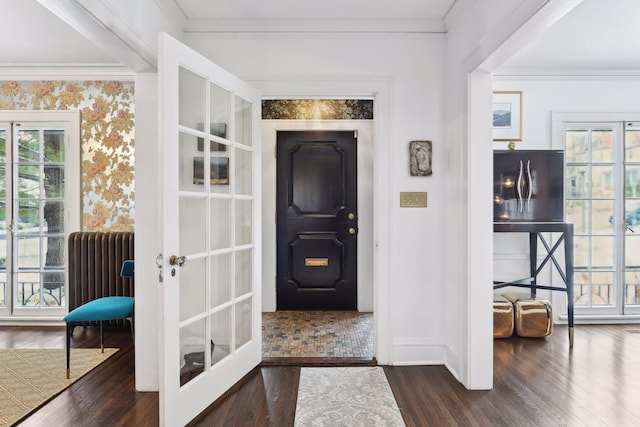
[
  {"x1": 262, "y1": 99, "x2": 374, "y2": 120},
  {"x1": 0, "y1": 80, "x2": 135, "y2": 232}
]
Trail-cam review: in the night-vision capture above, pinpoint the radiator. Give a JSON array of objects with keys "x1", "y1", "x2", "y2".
[{"x1": 68, "y1": 231, "x2": 134, "y2": 327}]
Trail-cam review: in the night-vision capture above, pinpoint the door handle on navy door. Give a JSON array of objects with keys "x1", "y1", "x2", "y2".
[
  {"x1": 348, "y1": 227, "x2": 357, "y2": 235},
  {"x1": 348, "y1": 212, "x2": 356, "y2": 220}
]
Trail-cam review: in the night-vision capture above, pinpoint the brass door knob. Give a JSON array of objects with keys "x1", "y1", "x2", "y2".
[
  {"x1": 348, "y1": 227, "x2": 356, "y2": 235},
  {"x1": 348, "y1": 212, "x2": 356, "y2": 220},
  {"x1": 169, "y1": 255, "x2": 187, "y2": 267}
]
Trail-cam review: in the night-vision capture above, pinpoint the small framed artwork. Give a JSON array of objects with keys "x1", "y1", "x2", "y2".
[
  {"x1": 409, "y1": 140, "x2": 432, "y2": 176},
  {"x1": 493, "y1": 91, "x2": 522, "y2": 141},
  {"x1": 197, "y1": 123, "x2": 227, "y2": 151},
  {"x1": 193, "y1": 157, "x2": 229, "y2": 185}
]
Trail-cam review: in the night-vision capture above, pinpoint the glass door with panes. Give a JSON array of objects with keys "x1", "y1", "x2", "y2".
[
  {"x1": 0, "y1": 112, "x2": 80, "y2": 319},
  {"x1": 623, "y1": 123, "x2": 640, "y2": 315},
  {"x1": 564, "y1": 120, "x2": 640, "y2": 316},
  {"x1": 158, "y1": 32, "x2": 262, "y2": 426}
]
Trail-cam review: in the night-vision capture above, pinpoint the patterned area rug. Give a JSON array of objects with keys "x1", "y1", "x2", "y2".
[
  {"x1": 295, "y1": 367, "x2": 406, "y2": 426},
  {"x1": 0, "y1": 348, "x2": 118, "y2": 427},
  {"x1": 263, "y1": 311, "x2": 373, "y2": 358}
]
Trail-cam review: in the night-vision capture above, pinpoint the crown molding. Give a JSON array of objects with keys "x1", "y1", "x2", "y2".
[
  {"x1": 0, "y1": 64, "x2": 135, "y2": 80},
  {"x1": 153, "y1": 0, "x2": 188, "y2": 24},
  {"x1": 494, "y1": 66, "x2": 640, "y2": 78},
  {"x1": 443, "y1": 0, "x2": 474, "y2": 32},
  {"x1": 184, "y1": 18, "x2": 447, "y2": 34}
]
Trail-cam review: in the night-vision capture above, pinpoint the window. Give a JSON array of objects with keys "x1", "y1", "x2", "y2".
[
  {"x1": 555, "y1": 113, "x2": 640, "y2": 317},
  {"x1": 0, "y1": 111, "x2": 80, "y2": 319}
]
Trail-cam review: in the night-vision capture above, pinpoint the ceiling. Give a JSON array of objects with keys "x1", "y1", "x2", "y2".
[
  {"x1": 0, "y1": 0, "x2": 117, "y2": 65},
  {"x1": 500, "y1": 0, "x2": 640, "y2": 71},
  {"x1": 0, "y1": 0, "x2": 638, "y2": 72}
]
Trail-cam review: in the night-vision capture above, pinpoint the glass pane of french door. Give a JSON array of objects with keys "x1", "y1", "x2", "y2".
[
  {"x1": 624, "y1": 123, "x2": 640, "y2": 313},
  {"x1": 175, "y1": 71, "x2": 255, "y2": 388},
  {"x1": 566, "y1": 125, "x2": 619, "y2": 312},
  {"x1": 14, "y1": 126, "x2": 66, "y2": 309}
]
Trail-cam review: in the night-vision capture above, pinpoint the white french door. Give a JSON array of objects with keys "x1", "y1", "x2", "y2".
[
  {"x1": 557, "y1": 113, "x2": 640, "y2": 317},
  {"x1": 0, "y1": 111, "x2": 80, "y2": 319},
  {"x1": 158, "y1": 33, "x2": 262, "y2": 426}
]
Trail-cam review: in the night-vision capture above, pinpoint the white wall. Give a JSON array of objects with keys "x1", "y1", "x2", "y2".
[
  {"x1": 261, "y1": 120, "x2": 374, "y2": 313},
  {"x1": 185, "y1": 33, "x2": 449, "y2": 365},
  {"x1": 134, "y1": 73, "x2": 160, "y2": 390},
  {"x1": 493, "y1": 77, "x2": 640, "y2": 151},
  {"x1": 493, "y1": 76, "x2": 640, "y2": 319},
  {"x1": 444, "y1": 0, "x2": 563, "y2": 389}
]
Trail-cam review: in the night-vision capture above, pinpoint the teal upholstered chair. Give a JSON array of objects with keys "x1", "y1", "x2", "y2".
[{"x1": 63, "y1": 260, "x2": 135, "y2": 378}]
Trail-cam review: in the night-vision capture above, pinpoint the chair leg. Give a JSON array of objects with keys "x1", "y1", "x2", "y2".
[
  {"x1": 66, "y1": 323, "x2": 72, "y2": 379},
  {"x1": 100, "y1": 320, "x2": 104, "y2": 353},
  {"x1": 127, "y1": 316, "x2": 134, "y2": 339}
]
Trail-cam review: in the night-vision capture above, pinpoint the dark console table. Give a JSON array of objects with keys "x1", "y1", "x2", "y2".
[{"x1": 493, "y1": 222, "x2": 574, "y2": 347}]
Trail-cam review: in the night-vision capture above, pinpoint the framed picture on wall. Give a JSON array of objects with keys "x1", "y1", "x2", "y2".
[
  {"x1": 493, "y1": 91, "x2": 522, "y2": 141},
  {"x1": 193, "y1": 156, "x2": 229, "y2": 185}
]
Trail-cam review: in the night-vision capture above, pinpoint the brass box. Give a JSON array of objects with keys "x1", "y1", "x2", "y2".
[
  {"x1": 513, "y1": 299, "x2": 553, "y2": 338},
  {"x1": 493, "y1": 296, "x2": 514, "y2": 338}
]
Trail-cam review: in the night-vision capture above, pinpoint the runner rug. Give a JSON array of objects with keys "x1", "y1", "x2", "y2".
[
  {"x1": 0, "y1": 348, "x2": 118, "y2": 427},
  {"x1": 294, "y1": 367, "x2": 406, "y2": 426}
]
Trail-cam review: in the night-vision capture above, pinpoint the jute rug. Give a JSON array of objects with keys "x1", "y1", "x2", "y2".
[
  {"x1": 0, "y1": 348, "x2": 118, "y2": 427},
  {"x1": 294, "y1": 367, "x2": 406, "y2": 426}
]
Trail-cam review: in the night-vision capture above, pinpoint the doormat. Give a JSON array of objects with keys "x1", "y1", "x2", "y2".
[
  {"x1": 294, "y1": 367, "x2": 406, "y2": 426},
  {"x1": 0, "y1": 348, "x2": 118, "y2": 427}
]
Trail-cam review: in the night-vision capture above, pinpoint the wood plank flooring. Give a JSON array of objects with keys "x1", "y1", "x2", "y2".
[{"x1": 1, "y1": 324, "x2": 640, "y2": 426}]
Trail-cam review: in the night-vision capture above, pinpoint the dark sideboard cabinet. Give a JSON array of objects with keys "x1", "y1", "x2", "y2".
[{"x1": 494, "y1": 150, "x2": 564, "y2": 222}]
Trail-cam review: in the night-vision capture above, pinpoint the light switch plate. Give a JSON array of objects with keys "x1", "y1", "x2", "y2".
[{"x1": 400, "y1": 192, "x2": 428, "y2": 207}]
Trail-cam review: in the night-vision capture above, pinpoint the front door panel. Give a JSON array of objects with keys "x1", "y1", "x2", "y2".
[{"x1": 277, "y1": 131, "x2": 357, "y2": 310}]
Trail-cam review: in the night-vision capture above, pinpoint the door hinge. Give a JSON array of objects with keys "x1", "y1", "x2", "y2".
[{"x1": 354, "y1": 130, "x2": 358, "y2": 139}]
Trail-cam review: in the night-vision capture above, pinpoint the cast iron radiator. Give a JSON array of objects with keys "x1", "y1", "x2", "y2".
[{"x1": 67, "y1": 231, "x2": 134, "y2": 327}]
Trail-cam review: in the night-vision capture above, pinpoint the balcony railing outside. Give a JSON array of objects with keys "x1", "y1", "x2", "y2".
[{"x1": 0, "y1": 281, "x2": 65, "y2": 308}]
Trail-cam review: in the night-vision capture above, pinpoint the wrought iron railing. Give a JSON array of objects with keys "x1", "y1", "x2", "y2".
[
  {"x1": 574, "y1": 283, "x2": 640, "y2": 306},
  {"x1": 0, "y1": 281, "x2": 65, "y2": 307}
]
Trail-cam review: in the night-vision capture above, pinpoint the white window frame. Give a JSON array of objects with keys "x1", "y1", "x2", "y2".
[
  {"x1": 553, "y1": 112, "x2": 640, "y2": 321},
  {"x1": 0, "y1": 110, "x2": 81, "y2": 322}
]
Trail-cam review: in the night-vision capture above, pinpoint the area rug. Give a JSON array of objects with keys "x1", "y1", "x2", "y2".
[
  {"x1": 0, "y1": 348, "x2": 118, "y2": 427},
  {"x1": 294, "y1": 367, "x2": 406, "y2": 426}
]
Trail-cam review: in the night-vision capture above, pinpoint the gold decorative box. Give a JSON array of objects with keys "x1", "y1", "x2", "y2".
[
  {"x1": 503, "y1": 294, "x2": 553, "y2": 338},
  {"x1": 493, "y1": 295, "x2": 514, "y2": 338}
]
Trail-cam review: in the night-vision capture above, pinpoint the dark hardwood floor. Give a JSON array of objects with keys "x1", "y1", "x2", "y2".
[{"x1": 2, "y1": 324, "x2": 640, "y2": 426}]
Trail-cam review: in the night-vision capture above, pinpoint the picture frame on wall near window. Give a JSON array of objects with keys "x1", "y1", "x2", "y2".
[{"x1": 493, "y1": 91, "x2": 522, "y2": 141}]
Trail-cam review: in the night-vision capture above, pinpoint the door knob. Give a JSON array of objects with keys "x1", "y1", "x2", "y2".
[
  {"x1": 169, "y1": 255, "x2": 187, "y2": 267},
  {"x1": 348, "y1": 227, "x2": 356, "y2": 235},
  {"x1": 348, "y1": 212, "x2": 356, "y2": 220}
]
